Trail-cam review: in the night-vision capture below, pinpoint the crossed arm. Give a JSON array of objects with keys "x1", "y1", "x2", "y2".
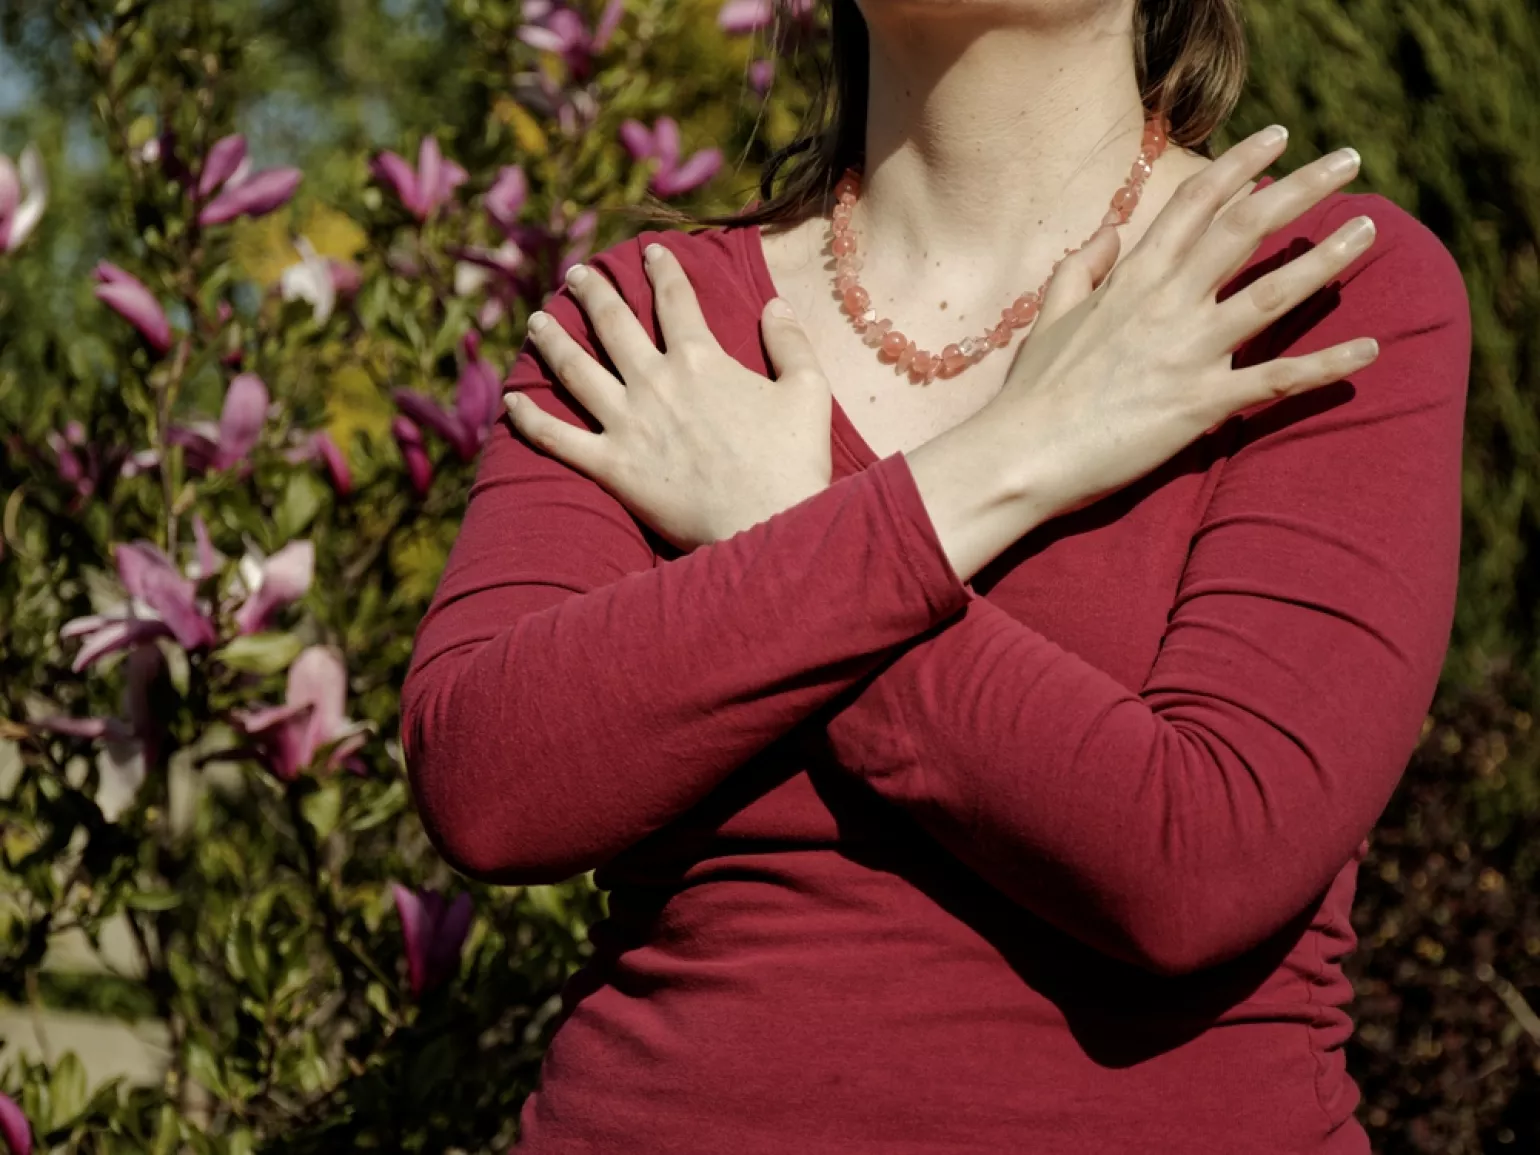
[{"x1": 401, "y1": 205, "x2": 1470, "y2": 976}]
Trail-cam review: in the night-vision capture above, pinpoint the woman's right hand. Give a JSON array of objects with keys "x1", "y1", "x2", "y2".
[{"x1": 984, "y1": 123, "x2": 1378, "y2": 522}]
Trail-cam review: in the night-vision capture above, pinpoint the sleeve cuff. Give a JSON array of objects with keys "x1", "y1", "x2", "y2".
[{"x1": 867, "y1": 450, "x2": 973, "y2": 623}]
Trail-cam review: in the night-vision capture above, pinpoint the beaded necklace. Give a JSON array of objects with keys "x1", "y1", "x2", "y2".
[{"x1": 828, "y1": 115, "x2": 1172, "y2": 384}]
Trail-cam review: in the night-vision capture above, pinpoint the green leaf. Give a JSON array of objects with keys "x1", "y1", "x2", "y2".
[
  {"x1": 300, "y1": 780, "x2": 343, "y2": 840},
  {"x1": 213, "y1": 632, "x2": 304, "y2": 675},
  {"x1": 273, "y1": 470, "x2": 328, "y2": 540},
  {"x1": 225, "y1": 915, "x2": 270, "y2": 1002},
  {"x1": 48, "y1": 1051, "x2": 88, "y2": 1128},
  {"x1": 523, "y1": 884, "x2": 568, "y2": 923},
  {"x1": 162, "y1": 638, "x2": 191, "y2": 698},
  {"x1": 347, "y1": 779, "x2": 407, "y2": 833},
  {"x1": 166, "y1": 951, "x2": 199, "y2": 996},
  {"x1": 366, "y1": 981, "x2": 393, "y2": 1020},
  {"x1": 185, "y1": 1040, "x2": 227, "y2": 1100},
  {"x1": 151, "y1": 1103, "x2": 181, "y2": 1155}
]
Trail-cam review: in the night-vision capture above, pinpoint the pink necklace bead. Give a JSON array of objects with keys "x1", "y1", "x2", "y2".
[{"x1": 828, "y1": 114, "x2": 1172, "y2": 385}]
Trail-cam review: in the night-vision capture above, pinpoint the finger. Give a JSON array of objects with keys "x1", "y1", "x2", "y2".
[
  {"x1": 504, "y1": 391, "x2": 611, "y2": 479},
  {"x1": 1216, "y1": 338, "x2": 1380, "y2": 421},
  {"x1": 1128, "y1": 123, "x2": 1292, "y2": 270},
  {"x1": 1209, "y1": 213, "x2": 1377, "y2": 353},
  {"x1": 643, "y1": 242, "x2": 718, "y2": 353},
  {"x1": 1034, "y1": 225, "x2": 1120, "y2": 330},
  {"x1": 524, "y1": 309, "x2": 627, "y2": 428},
  {"x1": 1187, "y1": 146, "x2": 1365, "y2": 296},
  {"x1": 760, "y1": 298, "x2": 829, "y2": 386},
  {"x1": 563, "y1": 262, "x2": 664, "y2": 384}
]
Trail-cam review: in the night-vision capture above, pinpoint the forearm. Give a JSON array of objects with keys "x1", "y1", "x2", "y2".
[
  {"x1": 403, "y1": 450, "x2": 971, "y2": 883},
  {"x1": 903, "y1": 404, "x2": 1047, "y2": 585},
  {"x1": 823, "y1": 594, "x2": 1435, "y2": 976},
  {"x1": 824, "y1": 205, "x2": 1470, "y2": 975}
]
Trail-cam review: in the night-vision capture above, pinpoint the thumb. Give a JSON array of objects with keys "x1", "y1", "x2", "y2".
[
  {"x1": 1034, "y1": 225, "x2": 1122, "y2": 330},
  {"x1": 761, "y1": 298, "x2": 827, "y2": 386}
]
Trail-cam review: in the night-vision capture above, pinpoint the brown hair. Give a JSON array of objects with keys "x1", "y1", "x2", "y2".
[{"x1": 640, "y1": 0, "x2": 1248, "y2": 231}]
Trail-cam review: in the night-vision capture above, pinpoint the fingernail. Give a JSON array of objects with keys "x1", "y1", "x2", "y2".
[
  {"x1": 767, "y1": 297, "x2": 795, "y2": 319},
  {"x1": 1325, "y1": 147, "x2": 1361, "y2": 176},
  {"x1": 1346, "y1": 338, "x2": 1379, "y2": 366},
  {"x1": 1259, "y1": 124, "x2": 1289, "y2": 147},
  {"x1": 504, "y1": 392, "x2": 521, "y2": 413},
  {"x1": 565, "y1": 264, "x2": 589, "y2": 285},
  {"x1": 528, "y1": 311, "x2": 549, "y2": 332},
  {"x1": 644, "y1": 243, "x2": 665, "y2": 263},
  {"x1": 1342, "y1": 215, "x2": 1376, "y2": 248}
]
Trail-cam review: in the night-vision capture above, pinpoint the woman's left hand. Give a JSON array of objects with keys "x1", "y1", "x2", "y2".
[{"x1": 504, "y1": 241, "x2": 834, "y2": 552}]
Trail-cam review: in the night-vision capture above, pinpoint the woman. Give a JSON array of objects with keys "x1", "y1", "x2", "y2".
[{"x1": 402, "y1": 0, "x2": 1471, "y2": 1150}]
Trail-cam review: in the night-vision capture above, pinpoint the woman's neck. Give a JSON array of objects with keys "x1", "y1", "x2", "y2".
[{"x1": 855, "y1": 4, "x2": 1155, "y2": 290}]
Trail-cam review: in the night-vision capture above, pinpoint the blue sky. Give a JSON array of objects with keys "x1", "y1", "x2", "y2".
[{"x1": 0, "y1": 46, "x2": 30, "y2": 116}]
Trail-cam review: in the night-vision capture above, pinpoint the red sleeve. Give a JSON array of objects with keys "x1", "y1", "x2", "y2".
[
  {"x1": 400, "y1": 235, "x2": 970, "y2": 883},
  {"x1": 819, "y1": 196, "x2": 1471, "y2": 976}
]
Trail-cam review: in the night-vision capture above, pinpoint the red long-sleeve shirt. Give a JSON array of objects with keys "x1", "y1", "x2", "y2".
[{"x1": 401, "y1": 174, "x2": 1471, "y2": 1154}]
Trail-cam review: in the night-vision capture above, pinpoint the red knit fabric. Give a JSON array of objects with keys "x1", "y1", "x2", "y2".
[{"x1": 401, "y1": 175, "x2": 1471, "y2": 1154}]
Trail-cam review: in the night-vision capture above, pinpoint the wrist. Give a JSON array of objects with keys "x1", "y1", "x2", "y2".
[{"x1": 902, "y1": 411, "x2": 1052, "y2": 584}]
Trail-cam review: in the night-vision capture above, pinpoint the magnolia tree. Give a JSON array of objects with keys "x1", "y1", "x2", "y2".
[{"x1": 0, "y1": 1, "x2": 802, "y2": 1150}]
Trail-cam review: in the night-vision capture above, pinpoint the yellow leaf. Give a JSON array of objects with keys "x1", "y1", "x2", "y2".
[
  {"x1": 231, "y1": 204, "x2": 367, "y2": 287},
  {"x1": 497, "y1": 98, "x2": 549, "y2": 158},
  {"x1": 390, "y1": 528, "x2": 452, "y2": 604},
  {"x1": 326, "y1": 364, "x2": 394, "y2": 453},
  {"x1": 297, "y1": 204, "x2": 368, "y2": 263},
  {"x1": 230, "y1": 210, "x2": 299, "y2": 288},
  {"x1": 128, "y1": 115, "x2": 157, "y2": 150}
]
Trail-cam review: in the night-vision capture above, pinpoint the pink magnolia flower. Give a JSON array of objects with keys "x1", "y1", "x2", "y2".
[
  {"x1": 465, "y1": 206, "x2": 596, "y2": 314},
  {"x1": 506, "y1": 67, "x2": 593, "y2": 137},
  {"x1": 0, "y1": 143, "x2": 47, "y2": 253},
  {"x1": 167, "y1": 373, "x2": 269, "y2": 473},
  {"x1": 93, "y1": 262, "x2": 172, "y2": 354},
  {"x1": 0, "y1": 1091, "x2": 31, "y2": 1155},
  {"x1": 279, "y1": 236, "x2": 359, "y2": 325},
  {"x1": 234, "y1": 539, "x2": 314, "y2": 635},
  {"x1": 233, "y1": 645, "x2": 370, "y2": 783},
  {"x1": 198, "y1": 134, "x2": 247, "y2": 198},
  {"x1": 285, "y1": 429, "x2": 354, "y2": 496},
  {"x1": 371, "y1": 136, "x2": 468, "y2": 222},
  {"x1": 61, "y1": 542, "x2": 217, "y2": 671},
  {"x1": 190, "y1": 514, "x2": 224, "y2": 581},
  {"x1": 717, "y1": 0, "x2": 815, "y2": 36},
  {"x1": 517, "y1": 0, "x2": 623, "y2": 78},
  {"x1": 515, "y1": 207, "x2": 595, "y2": 279},
  {"x1": 484, "y1": 165, "x2": 528, "y2": 233},
  {"x1": 748, "y1": 58, "x2": 775, "y2": 95},
  {"x1": 619, "y1": 118, "x2": 722, "y2": 198},
  {"x1": 553, "y1": 208, "x2": 598, "y2": 284},
  {"x1": 556, "y1": 88, "x2": 598, "y2": 138},
  {"x1": 196, "y1": 134, "x2": 301, "y2": 227},
  {"x1": 393, "y1": 332, "x2": 503, "y2": 462},
  {"x1": 392, "y1": 416, "x2": 433, "y2": 497},
  {"x1": 391, "y1": 884, "x2": 473, "y2": 997},
  {"x1": 33, "y1": 646, "x2": 166, "y2": 822},
  {"x1": 454, "y1": 239, "x2": 525, "y2": 284},
  {"x1": 47, "y1": 420, "x2": 98, "y2": 502},
  {"x1": 29, "y1": 421, "x2": 148, "y2": 504}
]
